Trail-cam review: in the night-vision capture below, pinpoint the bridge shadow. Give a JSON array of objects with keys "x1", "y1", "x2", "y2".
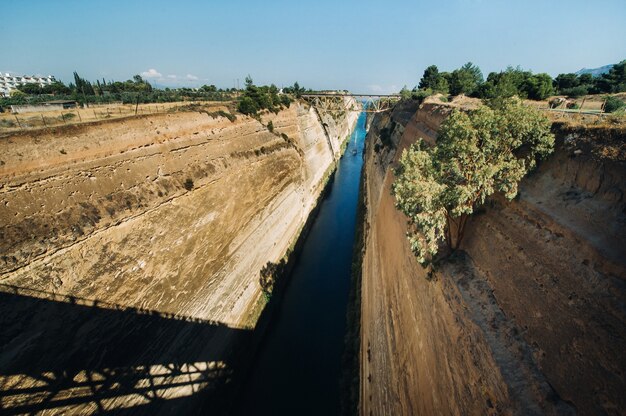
[{"x1": 0, "y1": 284, "x2": 252, "y2": 415}]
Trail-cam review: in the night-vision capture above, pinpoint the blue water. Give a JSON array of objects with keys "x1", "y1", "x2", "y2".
[{"x1": 233, "y1": 112, "x2": 367, "y2": 415}]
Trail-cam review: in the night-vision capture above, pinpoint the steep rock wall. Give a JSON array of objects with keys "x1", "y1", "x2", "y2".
[
  {"x1": 360, "y1": 99, "x2": 626, "y2": 415},
  {"x1": 0, "y1": 99, "x2": 359, "y2": 414}
]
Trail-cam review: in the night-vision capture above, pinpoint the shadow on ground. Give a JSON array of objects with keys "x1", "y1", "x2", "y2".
[{"x1": 0, "y1": 284, "x2": 252, "y2": 415}]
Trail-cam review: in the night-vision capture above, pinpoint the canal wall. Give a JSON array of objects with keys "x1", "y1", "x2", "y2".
[
  {"x1": 0, "y1": 99, "x2": 359, "y2": 414},
  {"x1": 359, "y1": 96, "x2": 626, "y2": 415}
]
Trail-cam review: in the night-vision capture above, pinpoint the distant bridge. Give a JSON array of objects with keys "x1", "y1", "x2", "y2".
[{"x1": 301, "y1": 93, "x2": 401, "y2": 114}]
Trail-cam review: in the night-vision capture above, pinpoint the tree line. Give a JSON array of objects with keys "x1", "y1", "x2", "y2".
[
  {"x1": 2, "y1": 71, "x2": 312, "y2": 116},
  {"x1": 403, "y1": 60, "x2": 626, "y2": 102},
  {"x1": 237, "y1": 76, "x2": 309, "y2": 116},
  {"x1": 2, "y1": 71, "x2": 237, "y2": 107}
]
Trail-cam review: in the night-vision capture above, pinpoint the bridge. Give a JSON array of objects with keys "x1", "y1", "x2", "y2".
[{"x1": 301, "y1": 93, "x2": 401, "y2": 114}]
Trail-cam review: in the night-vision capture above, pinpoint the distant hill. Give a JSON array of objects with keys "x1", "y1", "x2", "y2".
[{"x1": 575, "y1": 64, "x2": 614, "y2": 77}]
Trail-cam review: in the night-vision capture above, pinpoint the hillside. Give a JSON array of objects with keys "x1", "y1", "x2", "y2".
[
  {"x1": 576, "y1": 64, "x2": 614, "y2": 77},
  {"x1": 359, "y1": 98, "x2": 626, "y2": 415},
  {"x1": 0, "y1": 100, "x2": 359, "y2": 414}
]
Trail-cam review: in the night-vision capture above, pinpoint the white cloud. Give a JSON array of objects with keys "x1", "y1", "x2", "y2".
[
  {"x1": 137, "y1": 70, "x2": 204, "y2": 87},
  {"x1": 367, "y1": 84, "x2": 383, "y2": 93},
  {"x1": 141, "y1": 68, "x2": 162, "y2": 78}
]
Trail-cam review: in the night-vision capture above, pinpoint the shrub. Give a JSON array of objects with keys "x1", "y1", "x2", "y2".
[
  {"x1": 238, "y1": 96, "x2": 258, "y2": 115},
  {"x1": 183, "y1": 178, "x2": 194, "y2": 191},
  {"x1": 604, "y1": 96, "x2": 626, "y2": 113},
  {"x1": 410, "y1": 89, "x2": 433, "y2": 103},
  {"x1": 561, "y1": 86, "x2": 588, "y2": 98},
  {"x1": 280, "y1": 94, "x2": 292, "y2": 108},
  {"x1": 267, "y1": 120, "x2": 274, "y2": 132},
  {"x1": 218, "y1": 110, "x2": 236, "y2": 122},
  {"x1": 259, "y1": 260, "x2": 286, "y2": 299}
]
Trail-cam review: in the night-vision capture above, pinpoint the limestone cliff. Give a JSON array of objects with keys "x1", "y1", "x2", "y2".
[
  {"x1": 0, "y1": 99, "x2": 358, "y2": 414},
  {"x1": 360, "y1": 98, "x2": 626, "y2": 415}
]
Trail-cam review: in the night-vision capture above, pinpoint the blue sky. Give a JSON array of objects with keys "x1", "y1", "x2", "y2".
[{"x1": 2, "y1": 0, "x2": 625, "y2": 93}]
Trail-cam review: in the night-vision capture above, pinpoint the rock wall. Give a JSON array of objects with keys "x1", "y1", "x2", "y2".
[
  {"x1": 0, "y1": 99, "x2": 359, "y2": 414},
  {"x1": 360, "y1": 98, "x2": 626, "y2": 415}
]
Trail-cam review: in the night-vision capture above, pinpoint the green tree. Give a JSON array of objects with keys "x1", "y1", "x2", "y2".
[
  {"x1": 17, "y1": 83, "x2": 43, "y2": 95},
  {"x1": 238, "y1": 96, "x2": 258, "y2": 115},
  {"x1": 554, "y1": 73, "x2": 579, "y2": 91},
  {"x1": 449, "y1": 62, "x2": 483, "y2": 96},
  {"x1": 73, "y1": 71, "x2": 95, "y2": 95},
  {"x1": 392, "y1": 98, "x2": 554, "y2": 264},
  {"x1": 600, "y1": 60, "x2": 626, "y2": 92},
  {"x1": 578, "y1": 73, "x2": 593, "y2": 85},
  {"x1": 292, "y1": 81, "x2": 304, "y2": 98},
  {"x1": 418, "y1": 65, "x2": 449, "y2": 93},
  {"x1": 524, "y1": 73, "x2": 555, "y2": 100},
  {"x1": 479, "y1": 70, "x2": 521, "y2": 100},
  {"x1": 42, "y1": 81, "x2": 71, "y2": 95},
  {"x1": 201, "y1": 84, "x2": 217, "y2": 92},
  {"x1": 245, "y1": 75, "x2": 254, "y2": 88}
]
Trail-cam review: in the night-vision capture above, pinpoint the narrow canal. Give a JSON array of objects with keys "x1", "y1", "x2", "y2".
[{"x1": 233, "y1": 112, "x2": 367, "y2": 415}]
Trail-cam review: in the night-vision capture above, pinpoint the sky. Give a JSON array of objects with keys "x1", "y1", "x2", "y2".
[{"x1": 2, "y1": 0, "x2": 625, "y2": 94}]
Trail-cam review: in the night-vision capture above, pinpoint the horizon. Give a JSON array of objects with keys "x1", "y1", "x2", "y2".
[{"x1": 2, "y1": 0, "x2": 626, "y2": 93}]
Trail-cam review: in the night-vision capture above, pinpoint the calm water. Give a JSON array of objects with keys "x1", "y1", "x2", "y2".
[{"x1": 233, "y1": 112, "x2": 367, "y2": 416}]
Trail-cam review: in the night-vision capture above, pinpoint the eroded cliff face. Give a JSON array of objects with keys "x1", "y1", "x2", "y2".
[
  {"x1": 360, "y1": 98, "x2": 626, "y2": 415},
  {"x1": 0, "y1": 99, "x2": 358, "y2": 414}
]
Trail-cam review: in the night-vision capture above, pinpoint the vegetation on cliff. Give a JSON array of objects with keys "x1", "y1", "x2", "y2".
[
  {"x1": 237, "y1": 76, "x2": 294, "y2": 116},
  {"x1": 392, "y1": 98, "x2": 554, "y2": 264}
]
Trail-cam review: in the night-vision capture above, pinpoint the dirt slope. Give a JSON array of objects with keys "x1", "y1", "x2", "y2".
[
  {"x1": 360, "y1": 99, "x2": 625, "y2": 415},
  {"x1": 0, "y1": 100, "x2": 359, "y2": 414}
]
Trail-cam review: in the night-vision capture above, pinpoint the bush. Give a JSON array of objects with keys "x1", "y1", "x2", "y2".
[
  {"x1": 410, "y1": 89, "x2": 433, "y2": 103},
  {"x1": 217, "y1": 110, "x2": 236, "y2": 122},
  {"x1": 560, "y1": 86, "x2": 588, "y2": 98},
  {"x1": 183, "y1": 178, "x2": 194, "y2": 191},
  {"x1": 259, "y1": 260, "x2": 286, "y2": 299},
  {"x1": 280, "y1": 94, "x2": 292, "y2": 107},
  {"x1": 238, "y1": 96, "x2": 258, "y2": 115},
  {"x1": 604, "y1": 96, "x2": 626, "y2": 113},
  {"x1": 267, "y1": 120, "x2": 274, "y2": 132}
]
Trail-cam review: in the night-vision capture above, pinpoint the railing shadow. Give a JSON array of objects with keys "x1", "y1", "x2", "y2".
[{"x1": 0, "y1": 284, "x2": 251, "y2": 415}]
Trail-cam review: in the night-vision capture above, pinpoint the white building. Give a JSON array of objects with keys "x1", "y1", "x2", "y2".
[{"x1": 0, "y1": 73, "x2": 56, "y2": 97}]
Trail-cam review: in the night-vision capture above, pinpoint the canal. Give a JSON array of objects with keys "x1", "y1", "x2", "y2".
[{"x1": 233, "y1": 111, "x2": 367, "y2": 415}]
